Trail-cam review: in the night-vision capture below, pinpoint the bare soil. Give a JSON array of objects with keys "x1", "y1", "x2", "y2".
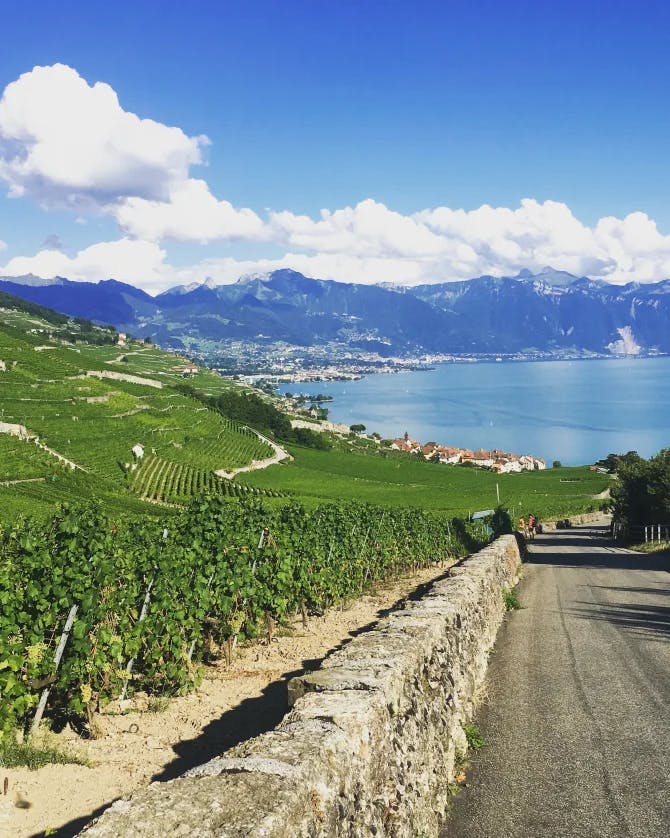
[{"x1": 2, "y1": 561, "x2": 453, "y2": 838}]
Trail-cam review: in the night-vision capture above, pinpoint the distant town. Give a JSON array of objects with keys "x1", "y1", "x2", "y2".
[{"x1": 388, "y1": 433, "x2": 546, "y2": 473}]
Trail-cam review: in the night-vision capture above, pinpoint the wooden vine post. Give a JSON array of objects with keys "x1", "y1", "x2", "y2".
[{"x1": 30, "y1": 604, "x2": 79, "y2": 738}]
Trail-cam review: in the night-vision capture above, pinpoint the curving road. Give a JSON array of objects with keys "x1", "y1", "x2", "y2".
[{"x1": 444, "y1": 522, "x2": 670, "y2": 838}]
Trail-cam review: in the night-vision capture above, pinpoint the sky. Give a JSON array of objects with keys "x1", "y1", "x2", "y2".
[{"x1": 1, "y1": 0, "x2": 670, "y2": 292}]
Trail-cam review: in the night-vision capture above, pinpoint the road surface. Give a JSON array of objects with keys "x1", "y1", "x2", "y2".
[{"x1": 444, "y1": 522, "x2": 670, "y2": 838}]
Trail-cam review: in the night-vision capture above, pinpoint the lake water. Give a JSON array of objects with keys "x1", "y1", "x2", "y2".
[{"x1": 279, "y1": 357, "x2": 670, "y2": 466}]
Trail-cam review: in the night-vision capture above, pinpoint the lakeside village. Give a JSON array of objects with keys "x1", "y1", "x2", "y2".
[{"x1": 389, "y1": 433, "x2": 546, "y2": 474}]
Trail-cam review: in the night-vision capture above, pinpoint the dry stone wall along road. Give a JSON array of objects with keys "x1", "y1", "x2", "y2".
[{"x1": 444, "y1": 521, "x2": 670, "y2": 838}]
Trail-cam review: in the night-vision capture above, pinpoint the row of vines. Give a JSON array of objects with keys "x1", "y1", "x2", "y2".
[
  {"x1": 0, "y1": 496, "x2": 491, "y2": 737},
  {"x1": 130, "y1": 455, "x2": 283, "y2": 503}
]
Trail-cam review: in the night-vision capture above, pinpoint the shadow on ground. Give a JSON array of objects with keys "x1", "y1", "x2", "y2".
[
  {"x1": 528, "y1": 526, "x2": 670, "y2": 572},
  {"x1": 49, "y1": 565, "x2": 453, "y2": 837},
  {"x1": 569, "y1": 597, "x2": 670, "y2": 640},
  {"x1": 528, "y1": 526, "x2": 670, "y2": 642}
]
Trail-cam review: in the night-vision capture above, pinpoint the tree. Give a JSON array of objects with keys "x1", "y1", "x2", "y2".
[
  {"x1": 595, "y1": 451, "x2": 640, "y2": 474},
  {"x1": 349, "y1": 423, "x2": 366, "y2": 434},
  {"x1": 611, "y1": 449, "x2": 670, "y2": 527},
  {"x1": 552, "y1": 460, "x2": 562, "y2": 469}
]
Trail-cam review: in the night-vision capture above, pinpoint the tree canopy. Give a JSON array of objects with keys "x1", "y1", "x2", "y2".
[{"x1": 611, "y1": 448, "x2": 670, "y2": 527}]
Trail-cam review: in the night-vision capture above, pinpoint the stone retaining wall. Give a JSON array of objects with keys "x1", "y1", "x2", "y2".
[{"x1": 82, "y1": 535, "x2": 521, "y2": 838}]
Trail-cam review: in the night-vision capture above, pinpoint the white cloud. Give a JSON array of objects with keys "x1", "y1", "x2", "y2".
[
  {"x1": 4, "y1": 200, "x2": 670, "y2": 293},
  {"x1": 0, "y1": 64, "x2": 205, "y2": 208},
  {"x1": 2, "y1": 66, "x2": 670, "y2": 288},
  {"x1": 264, "y1": 197, "x2": 670, "y2": 285},
  {"x1": 0, "y1": 238, "x2": 169, "y2": 292},
  {"x1": 0, "y1": 64, "x2": 264, "y2": 242},
  {"x1": 116, "y1": 178, "x2": 266, "y2": 243},
  {"x1": 0, "y1": 238, "x2": 6, "y2": 251},
  {"x1": 269, "y1": 199, "x2": 449, "y2": 258}
]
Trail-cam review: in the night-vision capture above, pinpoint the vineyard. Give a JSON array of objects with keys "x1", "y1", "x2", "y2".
[
  {"x1": 239, "y1": 445, "x2": 611, "y2": 519},
  {"x1": 130, "y1": 455, "x2": 284, "y2": 503},
  {"x1": 0, "y1": 314, "x2": 276, "y2": 521},
  {"x1": 0, "y1": 496, "x2": 491, "y2": 738}
]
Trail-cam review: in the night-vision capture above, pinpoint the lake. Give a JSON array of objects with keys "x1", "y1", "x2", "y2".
[{"x1": 279, "y1": 357, "x2": 670, "y2": 466}]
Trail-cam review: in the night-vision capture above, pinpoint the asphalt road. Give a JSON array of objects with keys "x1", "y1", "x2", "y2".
[{"x1": 444, "y1": 523, "x2": 670, "y2": 838}]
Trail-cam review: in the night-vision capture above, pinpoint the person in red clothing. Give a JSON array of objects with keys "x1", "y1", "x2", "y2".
[{"x1": 527, "y1": 514, "x2": 536, "y2": 539}]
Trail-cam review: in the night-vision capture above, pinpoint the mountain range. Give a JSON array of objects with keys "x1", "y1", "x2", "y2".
[{"x1": 1, "y1": 267, "x2": 669, "y2": 357}]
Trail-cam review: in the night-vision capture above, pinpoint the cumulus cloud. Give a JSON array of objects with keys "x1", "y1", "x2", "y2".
[
  {"x1": 0, "y1": 64, "x2": 264, "y2": 241},
  {"x1": 269, "y1": 199, "x2": 450, "y2": 258},
  {"x1": 0, "y1": 64, "x2": 204, "y2": 208},
  {"x1": 115, "y1": 178, "x2": 266, "y2": 242},
  {"x1": 2, "y1": 65, "x2": 670, "y2": 290},
  {"x1": 0, "y1": 238, "x2": 169, "y2": 291},
  {"x1": 265, "y1": 197, "x2": 670, "y2": 285},
  {"x1": 5, "y1": 199, "x2": 670, "y2": 292}
]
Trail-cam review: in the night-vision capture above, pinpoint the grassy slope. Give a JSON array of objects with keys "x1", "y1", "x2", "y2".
[
  {"x1": 0, "y1": 310, "x2": 273, "y2": 521},
  {"x1": 238, "y1": 444, "x2": 610, "y2": 520}
]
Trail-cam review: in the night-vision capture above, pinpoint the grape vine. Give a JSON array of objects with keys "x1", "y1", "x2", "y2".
[{"x1": 0, "y1": 497, "x2": 487, "y2": 737}]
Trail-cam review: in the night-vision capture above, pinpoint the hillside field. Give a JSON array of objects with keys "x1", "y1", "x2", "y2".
[
  {"x1": 0, "y1": 306, "x2": 276, "y2": 521},
  {"x1": 238, "y1": 445, "x2": 609, "y2": 520}
]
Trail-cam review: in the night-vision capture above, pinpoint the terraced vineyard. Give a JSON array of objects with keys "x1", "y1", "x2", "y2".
[
  {"x1": 130, "y1": 455, "x2": 283, "y2": 503},
  {"x1": 0, "y1": 307, "x2": 278, "y2": 521}
]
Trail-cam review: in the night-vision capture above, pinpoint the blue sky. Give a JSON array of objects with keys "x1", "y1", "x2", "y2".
[{"x1": 1, "y1": 0, "x2": 670, "y2": 290}]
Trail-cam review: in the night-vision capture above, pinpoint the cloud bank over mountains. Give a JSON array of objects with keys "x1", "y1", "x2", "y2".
[{"x1": 2, "y1": 64, "x2": 670, "y2": 292}]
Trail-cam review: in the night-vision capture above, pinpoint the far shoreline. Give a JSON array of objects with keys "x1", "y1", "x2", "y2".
[{"x1": 273, "y1": 355, "x2": 670, "y2": 467}]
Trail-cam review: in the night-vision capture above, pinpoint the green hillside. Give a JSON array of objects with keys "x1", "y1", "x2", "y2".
[
  {"x1": 0, "y1": 306, "x2": 277, "y2": 521},
  {"x1": 0, "y1": 295, "x2": 611, "y2": 743},
  {"x1": 238, "y1": 444, "x2": 609, "y2": 520}
]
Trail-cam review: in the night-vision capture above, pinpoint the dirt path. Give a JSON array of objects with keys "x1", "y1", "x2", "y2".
[
  {"x1": 2, "y1": 561, "x2": 454, "y2": 838},
  {"x1": 215, "y1": 429, "x2": 291, "y2": 479}
]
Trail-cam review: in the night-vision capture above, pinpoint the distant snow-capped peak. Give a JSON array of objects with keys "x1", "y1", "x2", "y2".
[{"x1": 161, "y1": 277, "x2": 218, "y2": 295}]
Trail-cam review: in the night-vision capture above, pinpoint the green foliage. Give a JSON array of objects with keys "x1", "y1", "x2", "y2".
[
  {"x1": 490, "y1": 506, "x2": 513, "y2": 537},
  {"x1": 0, "y1": 735, "x2": 88, "y2": 769},
  {"x1": 291, "y1": 427, "x2": 332, "y2": 450},
  {"x1": 552, "y1": 460, "x2": 562, "y2": 468},
  {"x1": 596, "y1": 451, "x2": 640, "y2": 474},
  {"x1": 181, "y1": 384, "x2": 332, "y2": 450},
  {"x1": 628, "y1": 539, "x2": 670, "y2": 554},
  {"x1": 611, "y1": 448, "x2": 670, "y2": 528},
  {"x1": 463, "y1": 723, "x2": 485, "y2": 751},
  {"x1": 0, "y1": 321, "x2": 281, "y2": 521},
  {"x1": 239, "y1": 447, "x2": 609, "y2": 519},
  {"x1": 0, "y1": 291, "x2": 69, "y2": 326},
  {"x1": 189, "y1": 386, "x2": 293, "y2": 439},
  {"x1": 0, "y1": 496, "x2": 480, "y2": 736},
  {"x1": 503, "y1": 587, "x2": 522, "y2": 611},
  {"x1": 349, "y1": 423, "x2": 366, "y2": 433}
]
